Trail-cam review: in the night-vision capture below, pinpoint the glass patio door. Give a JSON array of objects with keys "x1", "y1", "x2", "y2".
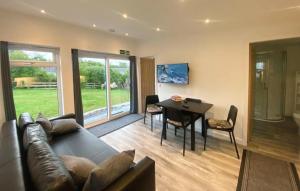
[
  {"x1": 109, "y1": 59, "x2": 130, "y2": 116},
  {"x1": 79, "y1": 53, "x2": 131, "y2": 126},
  {"x1": 79, "y1": 57, "x2": 108, "y2": 125}
]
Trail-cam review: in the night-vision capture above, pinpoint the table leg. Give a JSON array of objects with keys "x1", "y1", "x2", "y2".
[
  {"x1": 191, "y1": 116, "x2": 195, "y2": 151},
  {"x1": 201, "y1": 114, "x2": 206, "y2": 137},
  {"x1": 163, "y1": 108, "x2": 167, "y2": 140}
]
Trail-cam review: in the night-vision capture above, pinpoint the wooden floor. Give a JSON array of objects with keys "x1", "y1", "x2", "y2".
[
  {"x1": 247, "y1": 118, "x2": 300, "y2": 175},
  {"x1": 101, "y1": 118, "x2": 242, "y2": 191}
]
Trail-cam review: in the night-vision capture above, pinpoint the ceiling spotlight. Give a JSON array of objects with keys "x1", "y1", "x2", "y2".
[
  {"x1": 125, "y1": 33, "x2": 129, "y2": 36},
  {"x1": 40, "y1": 10, "x2": 46, "y2": 14},
  {"x1": 205, "y1": 19, "x2": 210, "y2": 24},
  {"x1": 92, "y1": 24, "x2": 96, "y2": 28},
  {"x1": 156, "y1": 27, "x2": 160, "y2": 32},
  {"x1": 122, "y1": 14, "x2": 128, "y2": 19}
]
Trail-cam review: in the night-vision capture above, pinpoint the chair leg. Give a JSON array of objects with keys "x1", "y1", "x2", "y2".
[
  {"x1": 151, "y1": 115, "x2": 153, "y2": 131},
  {"x1": 183, "y1": 127, "x2": 186, "y2": 156},
  {"x1": 161, "y1": 125, "x2": 166, "y2": 146},
  {"x1": 144, "y1": 112, "x2": 146, "y2": 124},
  {"x1": 231, "y1": 131, "x2": 240, "y2": 159},
  {"x1": 204, "y1": 128, "x2": 207, "y2": 151},
  {"x1": 229, "y1": 132, "x2": 233, "y2": 143}
]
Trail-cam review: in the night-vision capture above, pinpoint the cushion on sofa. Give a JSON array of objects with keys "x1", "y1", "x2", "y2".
[
  {"x1": 23, "y1": 124, "x2": 47, "y2": 150},
  {"x1": 51, "y1": 119, "x2": 80, "y2": 135},
  {"x1": 27, "y1": 141, "x2": 76, "y2": 191},
  {"x1": 36, "y1": 113, "x2": 53, "y2": 136},
  {"x1": 60, "y1": 155, "x2": 97, "y2": 188},
  {"x1": 83, "y1": 150, "x2": 135, "y2": 191}
]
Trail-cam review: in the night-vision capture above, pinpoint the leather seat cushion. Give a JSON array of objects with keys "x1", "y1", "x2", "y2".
[{"x1": 51, "y1": 128, "x2": 118, "y2": 164}]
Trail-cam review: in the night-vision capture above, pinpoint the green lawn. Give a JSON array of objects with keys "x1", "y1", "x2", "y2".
[{"x1": 13, "y1": 88, "x2": 130, "y2": 118}]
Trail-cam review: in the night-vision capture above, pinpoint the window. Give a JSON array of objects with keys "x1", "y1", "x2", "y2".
[{"x1": 9, "y1": 44, "x2": 62, "y2": 118}]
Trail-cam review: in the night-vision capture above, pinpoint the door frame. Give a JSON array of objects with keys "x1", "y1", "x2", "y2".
[
  {"x1": 247, "y1": 43, "x2": 255, "y2": 143},
  {"x1": 78, "y1": 50, "x2": 131, "y2": 128}
]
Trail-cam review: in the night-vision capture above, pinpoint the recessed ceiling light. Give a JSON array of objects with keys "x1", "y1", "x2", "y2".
[
  {"x1": 205, "y1": 19, "x2": 210, "y2": 24},
  {"x1": 40, "y1": 10, "x2": 46, "y2": 14},
  {"x1": 92, "y1": 24, "x2": 96, "y2": 28},
  {"x1": 156, "y1": 27, "x2": 160, "y2": 32},
  {"x1": 125, "y1": 33, "x2": 129, "y2": 36},
  {"x1": 122, "y1": 14, "x2": 128, "y2": 19}
]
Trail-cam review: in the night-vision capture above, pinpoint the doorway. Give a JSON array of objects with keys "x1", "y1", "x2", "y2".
[
  {"x1": 78, "y1": 52, "x2": 131, "y2": 126},
  {"x1": 248, "y1": 38, "x2": 300, "y2": 167},
  {"x1": 140, "y1": 57, "x2": 155, "y2": 112}
]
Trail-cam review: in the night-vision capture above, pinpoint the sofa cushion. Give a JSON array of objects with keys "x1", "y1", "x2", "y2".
[
  {"x1": 60, "y1": 155, "x2": 97, "y2": 188},
  {"x1": 36, "y1": 113, "x2": 53, "y2": 136},
  {"x1": 23, "y1": 124, "x2": 47, "y2": 150},
  {"x1": 27, "y1": 141, "x2": 76, "y2": 191},
  {"x1": 18, "y1": 113, "x2": 34, "y2": 134},
  {"x1": 83, "y1": 150, "x2": 135, "y2": 191},
  {"x1": 51, "y1": 119, "x2": 80, "y2": 136},
  {"x1": 51, "y1": 128, "x2": 118, "y2": 164}
]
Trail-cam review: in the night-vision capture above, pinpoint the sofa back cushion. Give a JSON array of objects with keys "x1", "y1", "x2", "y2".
[
  {"x1": 18, "y1": 113, "x2": 34, "y2": 134},
  {"x1": 23, "y1": 124, "x2": 47, "y2": 151},
  {"x1": 27, "y1": 141, "x2": 76, "y2": 191}
]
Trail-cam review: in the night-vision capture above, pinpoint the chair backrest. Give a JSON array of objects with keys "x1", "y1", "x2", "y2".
[
  {"x1": 185, "y1": 98, "x2": 202, "y2": 103},
  {"x1": 145, "y1": 95, "x2": 160, "y2": 106},
  {"x1": 227, "y1": 105, "x2": 238, "y2": 129},
  {"x1": 165, "y1": 107, "x2": 184, "y2": 123}
]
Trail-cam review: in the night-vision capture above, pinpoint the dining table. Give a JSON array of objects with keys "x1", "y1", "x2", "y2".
[{"x1": 156, "y1": 98, "x2": 213, "y2": 151}]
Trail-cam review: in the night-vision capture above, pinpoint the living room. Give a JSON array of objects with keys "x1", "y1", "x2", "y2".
[{"x1": 0, "y1": 1, "x2": 299, "y2": 191}]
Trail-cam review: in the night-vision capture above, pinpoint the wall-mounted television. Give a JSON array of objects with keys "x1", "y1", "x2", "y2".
[{"x1": 157, "y1": 63, "x2": 189, "y2": 84}]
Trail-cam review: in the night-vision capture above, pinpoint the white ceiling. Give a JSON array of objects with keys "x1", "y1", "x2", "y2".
[{"x1": 0, "y1": 0, "x2": 299, "y2": 39}]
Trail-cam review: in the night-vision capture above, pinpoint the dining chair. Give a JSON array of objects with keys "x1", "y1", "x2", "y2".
[
  {"x1": 184, "y1": 98, "x2": 202, "y2": 121},
  {"x1": 204, "y1": 105, "x2": 240, "y2": 159},
  {"x1": 144, "y1": 95, "x2": 163, "y2": 131},
  {"x1": 161, "y1": 107, "x2": 192, "y2": 156}
]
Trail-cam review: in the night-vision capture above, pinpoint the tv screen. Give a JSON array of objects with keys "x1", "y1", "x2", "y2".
[{"x1": 157, "y1": 63, "x2": 189, "y2": 84}]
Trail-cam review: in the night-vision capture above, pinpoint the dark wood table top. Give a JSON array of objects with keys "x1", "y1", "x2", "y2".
[{"x1": 156, "y1": 99, "x2": 213, "y2": 114}]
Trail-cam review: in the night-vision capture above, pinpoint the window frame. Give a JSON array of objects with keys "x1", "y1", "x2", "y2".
[{"x1": 8, "y1": 43, "x2": 64, "y2": 117}]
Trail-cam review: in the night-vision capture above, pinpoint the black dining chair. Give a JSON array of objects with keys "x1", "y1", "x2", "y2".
[
  {"x1": 184, "y1": 98, "x2": 202, "y2": 121},
  {"x1": 204, "y1": 105, "x2": 239, "y2": 159},
  {"x1": 144, "y1": 95, "x2": 163, "y2": 131},
  {"x1": 161, "y1": 107, "x2": 192, "y2": 156}
]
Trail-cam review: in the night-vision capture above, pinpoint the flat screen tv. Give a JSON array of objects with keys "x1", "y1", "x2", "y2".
[{"x1": 157, "y1": 63, "x2": 189, "y2": 84}]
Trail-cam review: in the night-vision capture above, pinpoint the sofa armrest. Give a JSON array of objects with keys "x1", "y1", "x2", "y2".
[
  {"x1": 103, "y1": 156, "x2": 155, "y2": 191},
  {"x1": 49, "y1": 113, "x2": 76, "y2": 121}
]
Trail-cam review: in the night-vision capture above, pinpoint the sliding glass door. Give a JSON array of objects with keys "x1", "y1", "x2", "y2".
[
  {"x1": 78, "y1": 52, "x2": 130, "y2": 126},
  {"x1": 109, "y1": 59, "x2": 130, "y2": 116},
  {"x1": 79, "y1": 57, "x2": 108, "y2": 124}
]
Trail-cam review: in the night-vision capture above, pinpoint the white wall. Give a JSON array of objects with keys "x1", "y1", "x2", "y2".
[
  {"x1": 0, "y1": 9, "x2": 139, "y2": 125},
  {"x1": 138, "y1": 22, "x2": 300, "y2": 145}
]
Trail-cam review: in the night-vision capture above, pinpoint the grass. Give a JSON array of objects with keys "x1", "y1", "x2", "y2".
[{"x1": 13, "y1": 88, "x2": 130, "y2": 118}]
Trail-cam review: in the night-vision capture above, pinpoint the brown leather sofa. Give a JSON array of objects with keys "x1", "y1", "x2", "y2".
[{"x1": 0, "y1": 113, "x2": 155, "y2": 191}]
